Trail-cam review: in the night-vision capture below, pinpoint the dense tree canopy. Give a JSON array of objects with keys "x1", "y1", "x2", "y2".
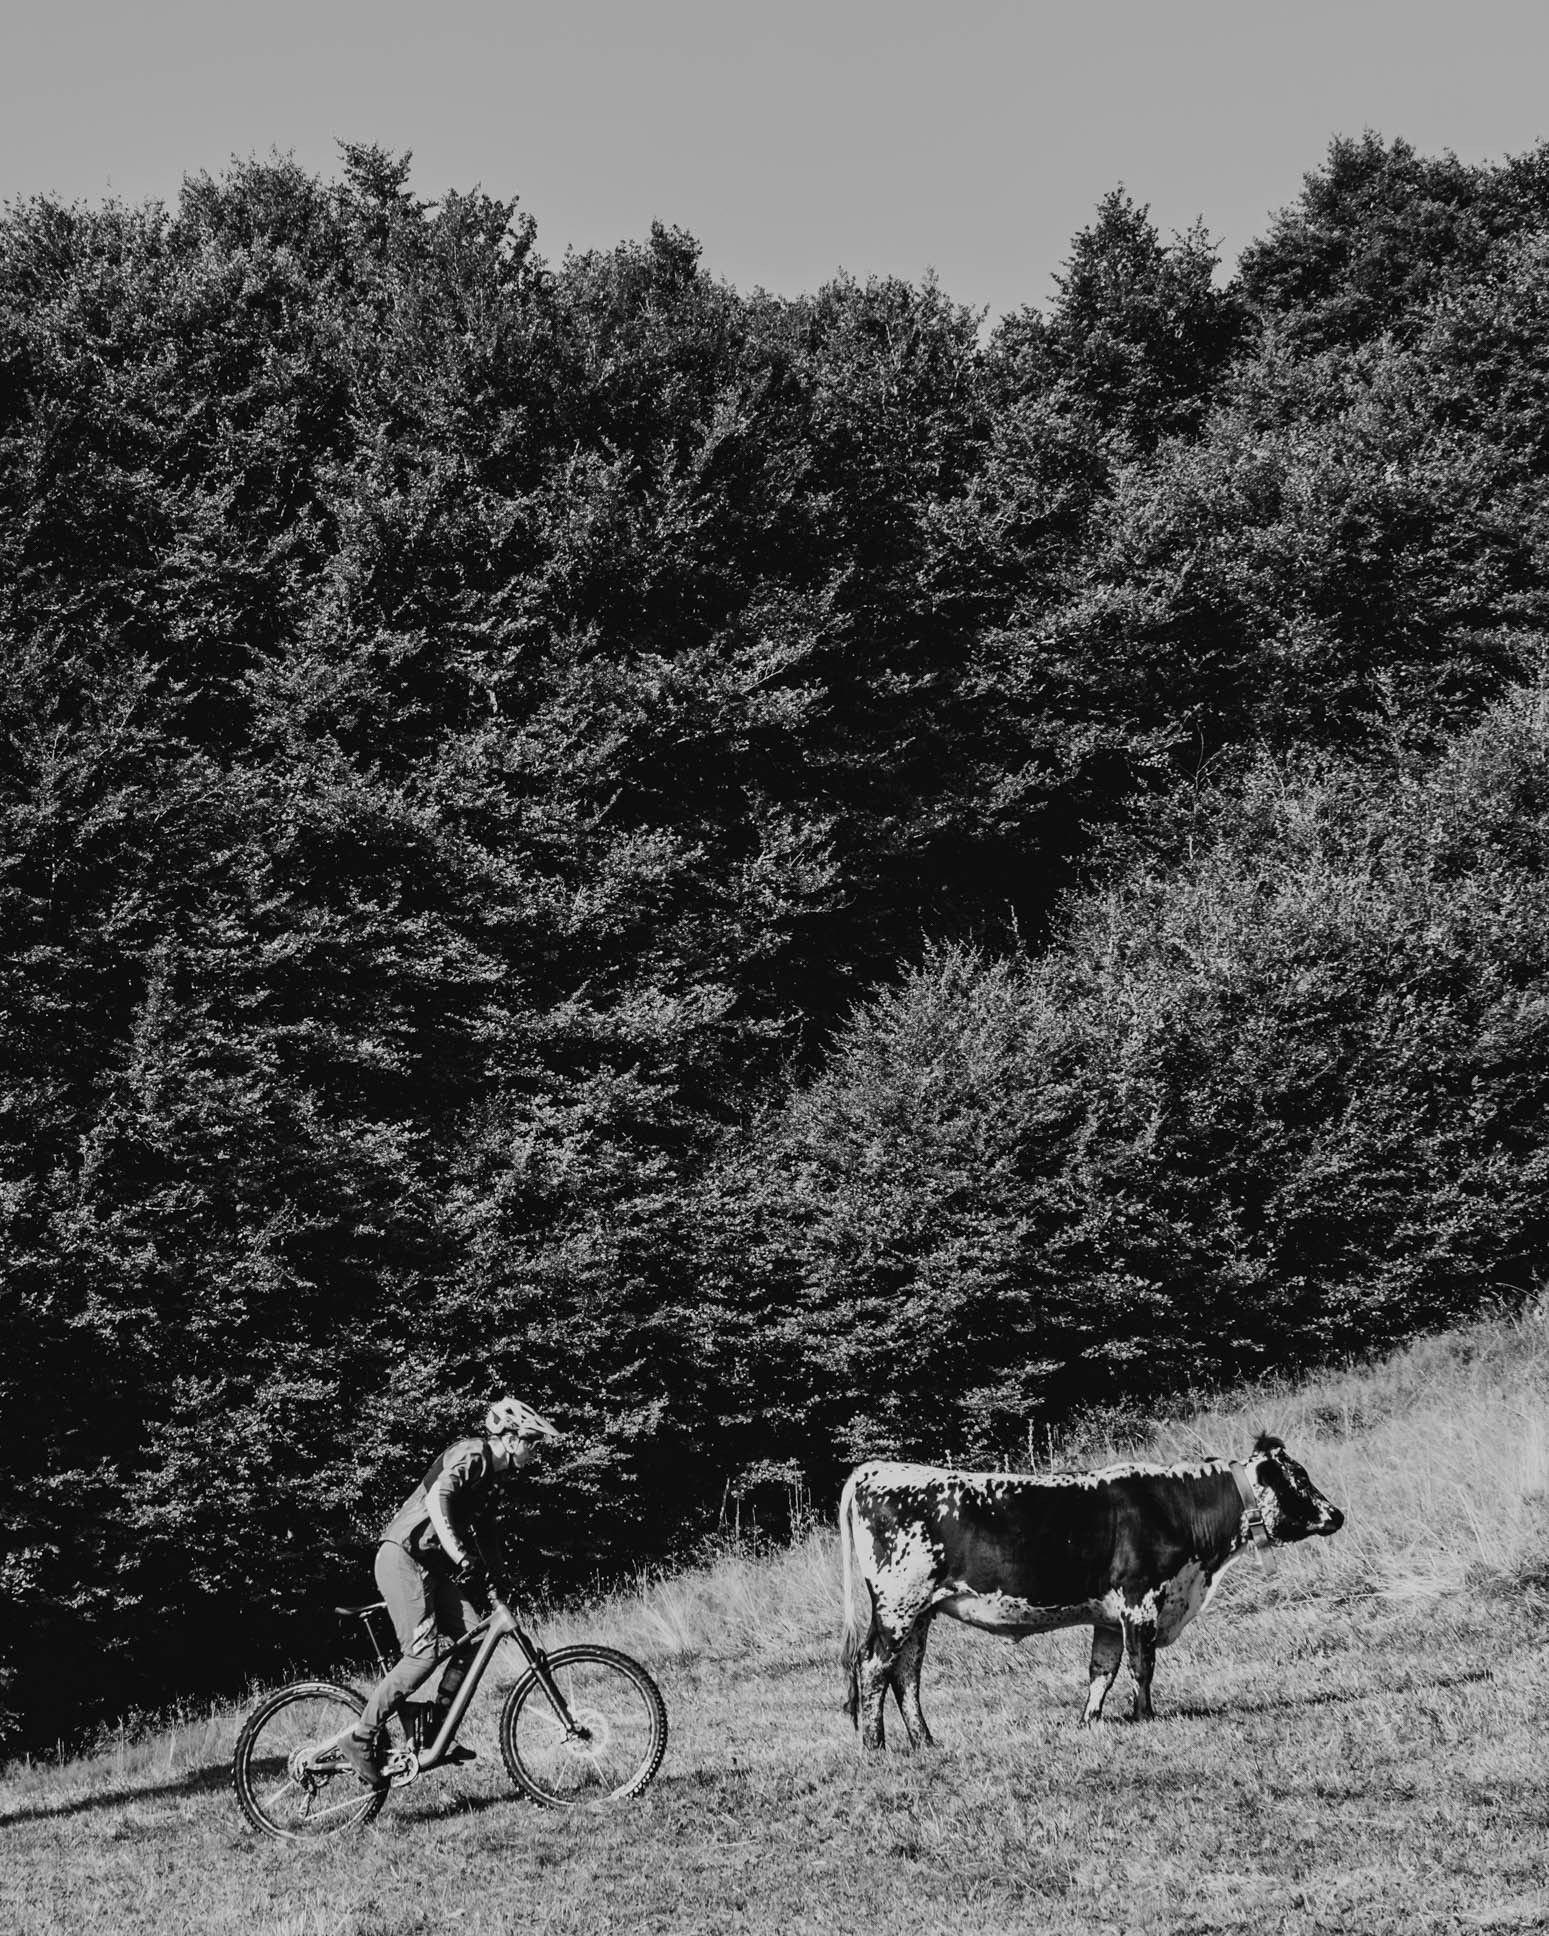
[
  {"x1": 5, "y1": 132, "x2": 1549, "y2": 1750},
  {"x1": 705, "y1": 692, "x2": 1549, "y2": 1488}
]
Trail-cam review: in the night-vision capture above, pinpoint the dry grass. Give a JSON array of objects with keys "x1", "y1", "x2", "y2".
[{"x1": 4, "y1": 1312, "x2": 1547, "y2": 1935}]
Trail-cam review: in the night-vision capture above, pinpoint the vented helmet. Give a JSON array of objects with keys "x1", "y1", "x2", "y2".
[{"x1": 485, "y1": 1396, "x2": 564, "y2": 1442}]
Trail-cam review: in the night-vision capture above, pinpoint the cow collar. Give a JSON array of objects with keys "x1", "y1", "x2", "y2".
[{"x1": 1231, "y1": 1462, "x2": 1279, "y2": 1576}]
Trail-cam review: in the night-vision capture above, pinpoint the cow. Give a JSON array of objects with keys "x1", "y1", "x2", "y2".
[{"x1": 839, "y1": 1432, "x2": 1343, "y2": 1747}]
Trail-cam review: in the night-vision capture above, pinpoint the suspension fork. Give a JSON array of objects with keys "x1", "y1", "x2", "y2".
[{"x1": 503, "y1": 1612, "x2": 586, "y2": 1734}]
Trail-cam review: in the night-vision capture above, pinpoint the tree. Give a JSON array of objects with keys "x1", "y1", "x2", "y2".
[
  {"x1": 1238, "y1": 132, "x2": 1549, "y2": 352},
  {"x1": 991, "y1": 189, "x2": 1246, "y2": 455}
]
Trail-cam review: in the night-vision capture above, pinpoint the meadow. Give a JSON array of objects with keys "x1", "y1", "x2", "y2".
[{"x1": 4, "y1": 1312, "x2": 1546, "y2": 1936}]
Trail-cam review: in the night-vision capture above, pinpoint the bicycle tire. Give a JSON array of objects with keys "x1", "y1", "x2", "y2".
[
  {"x1": 499, "y1": 1645, "x2": 667, "y2": 1807},
  {"x1": 233, "y1": 1679, "x2": 389, "y2": 1838}
]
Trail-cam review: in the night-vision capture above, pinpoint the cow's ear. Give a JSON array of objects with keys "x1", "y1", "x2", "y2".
[{"x1": 1253, "y1": 1431, "x2": 1284, "y2": 1456}]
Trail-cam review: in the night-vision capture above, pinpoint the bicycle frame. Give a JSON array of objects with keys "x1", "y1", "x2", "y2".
[{"x1": 411, "y1": 1591, "x2": 581, "y2": 1772}]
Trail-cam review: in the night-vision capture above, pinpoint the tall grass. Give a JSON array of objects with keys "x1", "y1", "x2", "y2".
[
  {"x1": 570, "y1": 1308, "x2": 1549, "y2": 1675},
  {"x1": 1147, "y1": 1308, "x2": 1549, "y2": 1606}
]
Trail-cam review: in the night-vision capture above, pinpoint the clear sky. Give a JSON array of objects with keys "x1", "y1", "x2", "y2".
[{"x1": 3, "y1": 0, "x2": 1545, "y2": 322}]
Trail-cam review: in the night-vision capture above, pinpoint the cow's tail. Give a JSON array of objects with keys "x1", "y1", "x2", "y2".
[{"x1": 838, "y1": 1468, "x2": 870, "y2": 1730}]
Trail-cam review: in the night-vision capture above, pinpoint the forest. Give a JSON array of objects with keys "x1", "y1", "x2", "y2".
[{"x1": 5, "y1": 131, "x2": 1549, "y2": 1753}]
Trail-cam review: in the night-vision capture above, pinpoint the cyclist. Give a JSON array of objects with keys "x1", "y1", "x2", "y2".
[{"x1": 342, "y1": 1396, "x2": 564, "y2": 1788}]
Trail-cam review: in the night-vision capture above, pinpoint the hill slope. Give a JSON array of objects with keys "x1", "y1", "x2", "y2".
[{"x1": 3, "y1": 1312, "x2": 1546, "y2": 1936}]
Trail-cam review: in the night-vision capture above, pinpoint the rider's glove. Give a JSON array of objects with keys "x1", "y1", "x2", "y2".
[{"x1": 455, "y1": 1557, "x2": 488, "y2": 1599}]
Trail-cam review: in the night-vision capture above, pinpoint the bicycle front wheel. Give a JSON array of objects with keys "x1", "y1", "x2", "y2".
[
  {"x1": 233, "y1": 1680, "x2": 388, "y2": 1839},
  {"x1": 499, "y1": 1645, "x2": 667, "y2": 1806}
]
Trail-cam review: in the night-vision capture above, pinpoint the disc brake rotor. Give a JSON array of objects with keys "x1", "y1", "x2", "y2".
[{"x1": 561, "y1": 1706, "x2": 613, "y2": 1756}]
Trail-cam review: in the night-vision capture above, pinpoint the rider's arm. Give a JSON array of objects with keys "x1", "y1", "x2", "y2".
[{"x1": 425, "y1": 1441, "x2": 486, "y2": 1570}]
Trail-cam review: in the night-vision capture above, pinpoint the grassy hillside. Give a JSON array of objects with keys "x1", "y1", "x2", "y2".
[{"x1": 4, "y1": 1312, "x2": 1546, "y2": 1936}]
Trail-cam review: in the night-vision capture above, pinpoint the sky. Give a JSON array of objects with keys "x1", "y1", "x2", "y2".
[{"x1": 3, "y1": 0, "x2": 1546, "y2": 323}]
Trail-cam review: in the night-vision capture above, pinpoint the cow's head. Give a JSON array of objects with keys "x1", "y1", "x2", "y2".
[{"x1": 1246, "y1": 1433, "x2": 1344, "y2": 1541}]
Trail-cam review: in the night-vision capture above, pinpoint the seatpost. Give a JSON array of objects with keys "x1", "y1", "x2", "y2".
[{"x1": 365, "y1": 1607, "x2": 393, "y2": 1674}]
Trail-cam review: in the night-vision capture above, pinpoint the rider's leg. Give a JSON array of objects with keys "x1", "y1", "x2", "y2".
[
  {"x1": 426, "y1": 1578, "x2": 480, "y2": 1699},
  {"x1": 351, "y1": 1544, "x2": 448, "y2": 1772},
  {"x1": 419, "y1": 1577, "x2": 483, "y2": 1762}
]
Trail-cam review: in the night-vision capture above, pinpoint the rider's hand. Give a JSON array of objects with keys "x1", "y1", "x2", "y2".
[{"x1": 456, "y1": 1557, "x2": 488, "y2": 1599}]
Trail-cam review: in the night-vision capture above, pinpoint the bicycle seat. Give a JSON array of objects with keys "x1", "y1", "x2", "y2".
[{"x1": 335, "y1": 1600, "x2": 389, "y2": 1618}]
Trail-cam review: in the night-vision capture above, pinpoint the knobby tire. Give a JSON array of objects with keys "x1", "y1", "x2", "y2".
[
  {"x1": 499, "y1": 1644, "x2": 667, "y2": 1806},
  {"x1": 232, "y1": 1679, "x2": 388, "y2": 1839}
]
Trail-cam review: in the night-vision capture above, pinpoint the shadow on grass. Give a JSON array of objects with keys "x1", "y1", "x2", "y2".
[
  {"x1": 1168, "y1": 1663, "x2": 1494, "y2": 1722},
  {"x1": 6, "y1": 1749, "x2": 709, "y2": 1834},
  {"x1": 399, "y1": 1762, "x2": 706, "y2": 1828},
  {"x1": 0, "y1": 1759, "x2": 231, "y2": 1827}
]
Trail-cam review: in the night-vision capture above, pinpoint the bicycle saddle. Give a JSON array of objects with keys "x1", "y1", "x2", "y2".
[{"x1": 335, "y1": 1600, "x2": 389, "y2": 1617}]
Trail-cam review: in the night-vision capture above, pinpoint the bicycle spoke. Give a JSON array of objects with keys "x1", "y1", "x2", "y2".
[
  {"x1": 300, "y1": 1787, "x2": 377, "y2": 1824},
  {"x1": 233, "y1": 1683, "x2": 387, "y2": 1839}
]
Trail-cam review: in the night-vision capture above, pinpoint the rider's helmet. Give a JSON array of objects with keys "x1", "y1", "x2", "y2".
[{"x1": 485, "y1": 1396, "x2": 564, "y2": 1443}]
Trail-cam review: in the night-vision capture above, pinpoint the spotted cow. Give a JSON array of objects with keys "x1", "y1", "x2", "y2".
[{"x1": 839, "y1": 1433, "x2": 1343, "y2": 1747}]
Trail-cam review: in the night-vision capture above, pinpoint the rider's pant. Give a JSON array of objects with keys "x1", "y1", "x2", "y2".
[{"x1": 356, "y1": 1541, "x2": 483, "y2": 1734}]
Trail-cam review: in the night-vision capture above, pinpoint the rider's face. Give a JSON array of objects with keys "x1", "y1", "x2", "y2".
[{"x1": 503, "y1": 1432, "x2": 540, "y2": 1469}]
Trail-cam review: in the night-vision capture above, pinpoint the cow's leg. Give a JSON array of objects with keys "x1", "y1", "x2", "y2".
[
  {"x1": 1080, "y1": 1621, "x2": 1124, "y2": 1726},
  {"x1": 889, "y1": 1618, "x2": 934, "y2": 1749},
  {"x1": 1122, "y1": 1613, "x2": 1157, "y2": 1721},
  {"x1": 856, "y1": 1639, "x2": 892, "y2": 1750}
]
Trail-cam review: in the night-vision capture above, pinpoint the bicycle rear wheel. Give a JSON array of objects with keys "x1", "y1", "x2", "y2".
[
  {"x1": 499, "y1": 1645, "x2": 667, "y2": 1806},
  {"x1": 233, "y1": 1680, "x2": 388, "y2": 1838}
]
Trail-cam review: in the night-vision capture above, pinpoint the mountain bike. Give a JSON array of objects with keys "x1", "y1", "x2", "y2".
[{"x1": 232, "y1": 1585, "x2": 668, "y2": 1839}]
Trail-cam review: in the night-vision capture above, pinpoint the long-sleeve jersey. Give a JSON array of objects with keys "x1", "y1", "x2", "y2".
[{"x1": 379, "y1": 1436, "x2": 510, "y2": 1573}]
